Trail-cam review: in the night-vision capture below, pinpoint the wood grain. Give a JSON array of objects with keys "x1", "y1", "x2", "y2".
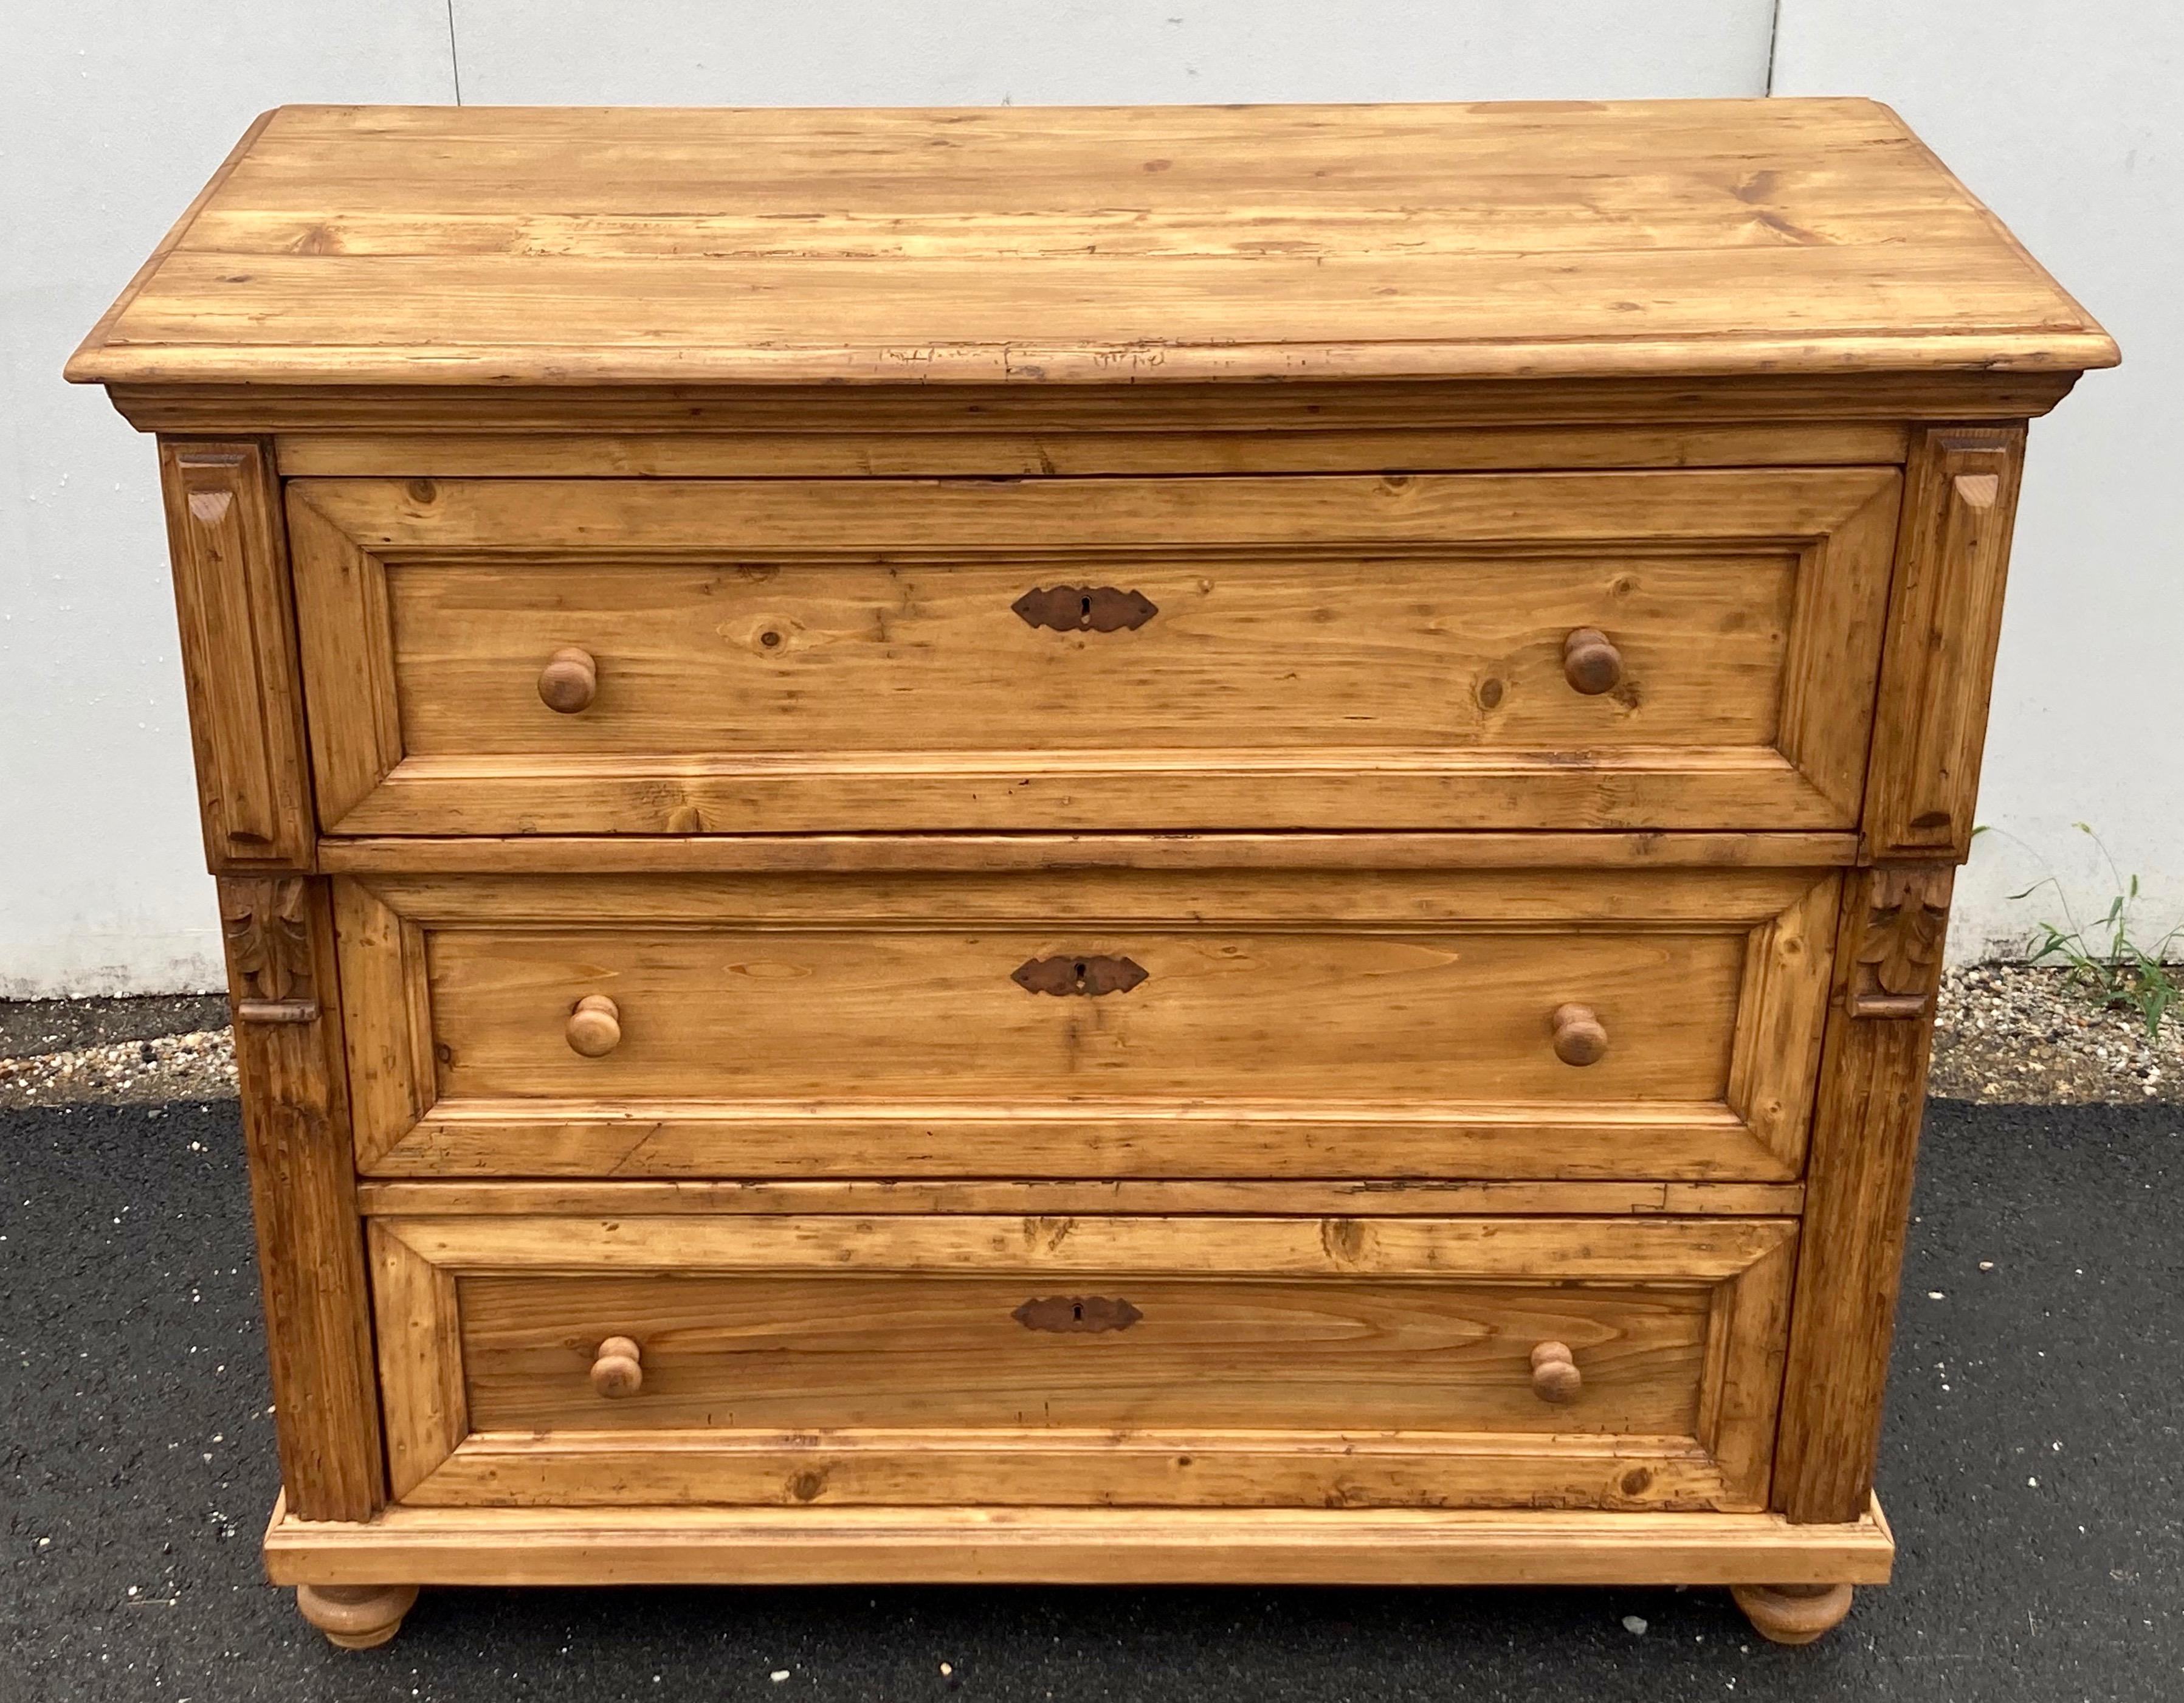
[
  {"x1": 218, "y1": 876, "x2": 382, "y2": 1521},
  {"x1": 319, "y1": 829, "x2": 1861, "y2": 873},
  {"x1": 297, "y1": 466, "x2": 1891, "y2": 548},
  {"x1": 1772, "y1": 863, "x2": 1953, "y2": 1523},
  {"x1": 363, "y1": 1105, "x2": 1788, "y2": 1186},
  {"x1": 408, "y1": 1432, "x2": 1759, "y2": 1515},
  {"x1": 262, "y1": 1493, "x2": 1896, "y2": 1588},
  {"x1": 68, "y1": 94, "x2": 2112, "y2": 1611},
  {"x1": 286, "y1": 469, "x2": 1895, "y2": 835},
  {"x1": 67, "y1": 101, "x2": 2114, "y2": 389},
  {"x1": 370, "y1": 1212, "x2": 1793, "y2": 1511},
  {"x1": 1862, "y1": 426, "x2": 2028, "y2": 861},
  {"x1": 456, "y1": 1273, "x2": 1716, "y2": 1437},
  {"x1": 271, "y1": 421, "x2": 1914, "y2": 480},
  {"x1": 1726, "y1": 870, "x2": 1842, "y2": 1170},
  {"x1": 379, "y1": 551, "x2": 1807, "y2": 759},
  {"x1": 374, "y1": 1212, "x2": 1793, "y2": 1280},
  {"x1": 326, "y1": 753, "x2": 1848, "y2": 840},
  {"x1": 1693, "y1": 1232, "x2": 1796, "y2": 1511},
  {"x1": 113, "y1": 371, "x2": 2079, "y2": 437},
  {"x1": 286, "y1": 489, "x2": 403, "y2": 829},
  {"x1": 367, "y1": 1221, "x2": 466, "y2": 1502},
  {"x1": 156, "y1": 441, "x2": 314, "y2": 869},
  {"x1": 329, "y1": 879, "x2": 436, "y2": 1172},
  {"x1": 102, "y1": 244, "x2": 2104, "y2": 387},
  {"x1": 333, "y1": 868, "x2": 1833, "y2": 1181},
  {"x1": 353, "y1": 1180, "x2": 1808, "y2": 1219},
  {"x1": 293, "y1": 1581, "x2": 419, "y2": 1650},
  {"x1": 1732, "y1": 1580, "x2": 1856, "y2": 1645},
  {"x1": 427, "y1": 925, "x2": 1748, "y2": 1106},
  {"x1": 314, "y1": 832, "x2": 1861, "y2": 876}
]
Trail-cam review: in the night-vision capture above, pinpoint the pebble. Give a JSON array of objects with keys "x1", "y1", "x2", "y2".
[
  {"x1": 1930, "y1": 963, "x2": 2181, "y2": 1104},
  {"x1": 0, "y1": 1027, "x2": 235, "y2": 1110}
]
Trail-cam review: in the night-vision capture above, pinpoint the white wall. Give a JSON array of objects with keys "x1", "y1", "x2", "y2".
[
  {"x1": 0, "y1": 2, "x2": 455, "y2": 997},
  {"x1": 447, "y1": 0, "x2": 1775, "y2": 104},
  {"x1": 2, "y1": 1, "x2": 2172, "y2": 994},
  {"x1": 1774, "y1": 1, "x2": 2184, "y2": 961}
]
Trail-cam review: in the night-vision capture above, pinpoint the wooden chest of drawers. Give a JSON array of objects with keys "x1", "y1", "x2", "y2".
[{"x1": 69, "y1": 98, "x2": 2114, "y2": 1651}]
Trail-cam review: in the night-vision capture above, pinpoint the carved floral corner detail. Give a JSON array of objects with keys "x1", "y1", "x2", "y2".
[
  {"x1": 220, "y1": 877, "x2": 319, "y2": 1022},
  {"x1": 1850, "y1": 866, "x2": 1954, "y2": 1019}
]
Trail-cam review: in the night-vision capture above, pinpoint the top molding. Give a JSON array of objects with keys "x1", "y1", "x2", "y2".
[{"x1": 67, "y1": 98, "x2": 2116, "y2": 394}]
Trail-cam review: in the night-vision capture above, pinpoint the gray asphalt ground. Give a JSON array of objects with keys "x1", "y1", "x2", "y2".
[{"x1": 3, "y1": 1097, "x2": 2177, "y2": 1702}]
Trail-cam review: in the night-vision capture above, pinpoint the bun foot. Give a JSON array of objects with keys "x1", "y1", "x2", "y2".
[
  {"x1": 1731, "y1": 1581, "x2": 1855, "y2": 1646},
  {"x1": 295, "y1": 1583, "x2": 419, "y2": 1649}
]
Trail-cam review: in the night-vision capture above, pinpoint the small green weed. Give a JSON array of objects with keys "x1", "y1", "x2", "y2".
[{"x1": 1996, "y1": 824, "x2": 2182, "y2": 1038}]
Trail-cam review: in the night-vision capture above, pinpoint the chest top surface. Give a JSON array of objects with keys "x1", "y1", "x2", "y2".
[{"x1": 67, "y1": 98, "x2": 2113, "y2": 391}]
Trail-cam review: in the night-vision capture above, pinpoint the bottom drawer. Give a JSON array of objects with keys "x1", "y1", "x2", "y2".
[{"x1": 370, "y1": 1212, "x2": 1795, "y2": 1513}]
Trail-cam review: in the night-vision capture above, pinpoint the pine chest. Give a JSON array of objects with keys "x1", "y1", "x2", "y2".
[{"x1": 69, "y1": 98, "x2": 2115, "y2": 1649}]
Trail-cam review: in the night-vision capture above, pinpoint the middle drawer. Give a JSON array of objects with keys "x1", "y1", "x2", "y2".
[{"x1": 336, "y1": 865, "x2": 1837, "y2": 1181}]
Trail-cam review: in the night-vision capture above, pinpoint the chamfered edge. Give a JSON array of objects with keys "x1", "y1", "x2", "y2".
[{"x1": 65, "y1": 98, "x2": 2120, "y2": 391}]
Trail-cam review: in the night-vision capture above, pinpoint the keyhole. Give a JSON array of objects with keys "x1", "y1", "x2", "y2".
[
  {"x1": 1079, "y1": 594, "x2": 1094, "y2": 626},
  {"x1": 1072, "y1": 959, "x2": 1088, "y2": 988},
  {"x1": 1072, "y1": 1303, "x2": 1084, "y2": 1322}
]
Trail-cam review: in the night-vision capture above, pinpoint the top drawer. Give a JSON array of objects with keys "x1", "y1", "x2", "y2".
[{"x1": 289, "y1": 470, "x2": 1900, "y2": 835}]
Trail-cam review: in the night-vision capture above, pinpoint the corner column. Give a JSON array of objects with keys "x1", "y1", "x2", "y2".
[
  {"x1": 1774, "y1": 421, "x2": 2028, "y2": 1525},
  {"x1": 161, "y1": 438, "x2": 384, "y2": 1524}
]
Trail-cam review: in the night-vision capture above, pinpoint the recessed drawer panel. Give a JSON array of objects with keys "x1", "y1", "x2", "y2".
[
  {"x1": 369, "y1": 1211, "x2": 1796, "y2": 1512},
  {"x1": 335, "y1": 867, "x2": 1837, "y2": 1181},
  {"x1": 289, "y1": 471, "x2": 1900, "y2": 834}
]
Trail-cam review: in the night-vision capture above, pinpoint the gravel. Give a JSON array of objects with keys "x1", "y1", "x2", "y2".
[
  {"x1": 0, "y1": 993, "x2": 230, "y2": 1060},
  {"x1": 0, "y1": 1026, "x2": 237, "y2": 1109},
  {"x1": 1931, "y1": 962, "x2": 2182, "y2": 1104},
  {"x1": 1, "y1": 965, "x2": 2177, "y2": 1109}
]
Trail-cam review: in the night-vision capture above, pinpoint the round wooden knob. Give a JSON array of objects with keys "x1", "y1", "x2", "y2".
[
  {"x1": 1562, "y1": 628, "x2": 1623, "y2": 695},
  {"x1": 538, "y1": 646, "x2": 598, "y2": 713},
  {"x1": 1551, "y1": 1003, "x2": 1608, "y2": 1066},
  {"x1": 565, "y1": 993, "x2": 622, "y2": 1057},
  {"x1": 1531, "y1": 1341, "x2": 1582, "y2": 1404},
  {"x1": 590, "y1": 1335, "x2": 643, "y2": 1398}
]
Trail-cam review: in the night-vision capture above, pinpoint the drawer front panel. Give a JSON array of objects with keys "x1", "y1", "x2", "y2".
[
  {"x1": 291, "y1": 471, "x2": 1899, "y2": 834},
  {"x1": 430, "y1": 927, "x2": 1746, "y2": 1105},
  {"x1": 371, "y1": 1212, "x2": 1796, "y2": 1511},
  {"x1": 336, "y1": 868, "x2": 1837, "y2": 1181}
]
